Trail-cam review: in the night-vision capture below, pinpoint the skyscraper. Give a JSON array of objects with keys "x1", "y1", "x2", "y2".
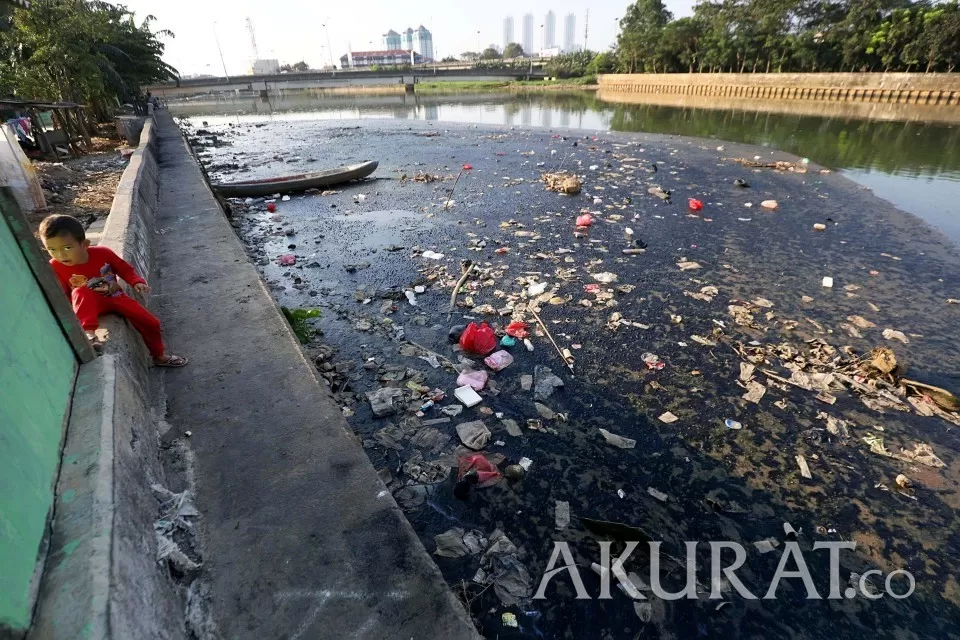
[
  {"x1": 415, "y1": 25, "x2": 434, "y2": 60},
  {"x1": 563, "y1": 13, "x2": 575, "y2": 52},
  {"x1": 521, "y1": 13, "x2": 534, "y2": 55},
  {"x1": 503, "y1": 16, "x2": 514, "y2": 50},
  {"x1": 402, "y1": 28, "x2": 415, "y2": 52},
  {"x1": 545, "y1": 10, "x2": 556, "y2": 49},
  {"x1": 383, "y1": 29, "x2": 401, "y2": 50}
]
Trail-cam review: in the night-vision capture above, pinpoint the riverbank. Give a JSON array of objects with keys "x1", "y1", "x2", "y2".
[
  {"x1": 186, "y1": 116, "x2": 960, "y2": 638},
  {"x1": 415, "y1": 79, "x2": 599, "y2": 93}
]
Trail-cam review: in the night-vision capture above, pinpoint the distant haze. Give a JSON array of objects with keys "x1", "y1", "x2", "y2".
[{"x1": 119, "y1": 0, "x2": 695, "y2": 76}]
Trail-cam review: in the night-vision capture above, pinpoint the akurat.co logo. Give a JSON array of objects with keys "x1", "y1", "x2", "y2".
[{"x1": 533, "y1": 540, "x2": 914, "y2": 601}]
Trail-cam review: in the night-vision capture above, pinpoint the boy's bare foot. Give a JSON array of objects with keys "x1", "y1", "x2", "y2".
[
  {"x1": 86, "y1": 331, "x2": 103, "y2": 352},
  {"x1": 154, "y1": 354, "x2": 188, "y2": 368}
]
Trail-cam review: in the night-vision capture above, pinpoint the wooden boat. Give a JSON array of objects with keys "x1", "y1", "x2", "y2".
[{"x1": 212, "y1": 161, "x2": 378, "y2": 198}]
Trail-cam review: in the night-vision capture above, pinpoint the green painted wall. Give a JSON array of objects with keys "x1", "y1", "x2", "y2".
[{"x1": 0, "y1": 216, "x2": 75, "y2": 631}]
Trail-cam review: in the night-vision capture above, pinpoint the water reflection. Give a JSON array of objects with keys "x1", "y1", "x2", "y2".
[{"x1": 172, "y1": 91, "x2": 960, "y2": 244}]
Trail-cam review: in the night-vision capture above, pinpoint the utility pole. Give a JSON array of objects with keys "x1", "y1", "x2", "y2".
[
  {"x1": 322, "y1": 22, "x2": 334, "y2": 69},
  {"x1": 584, "y1": 8, "x2": 589, "y2": 52}
]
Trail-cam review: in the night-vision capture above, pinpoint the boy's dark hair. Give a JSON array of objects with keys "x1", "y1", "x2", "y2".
[{"x1": 39, "y1": 214, "x2": 85, "y2": 242}]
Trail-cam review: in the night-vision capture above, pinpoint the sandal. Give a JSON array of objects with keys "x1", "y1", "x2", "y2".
[{"x1": 155, "y1": 354, "x2": 188, "y2": 368}]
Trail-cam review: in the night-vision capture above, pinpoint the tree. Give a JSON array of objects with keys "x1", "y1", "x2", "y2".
[
  {"x1": 0, "y1": 0, "x2": 177, "y2": 118},
  {"x1": 917, "y1": 2, "x2": 960, "y2": 71},
  {"x1": 440, "y1": 55, "x2": 458, "y2": 62},
  {"x1": 480, "y1": 46, "x2": 502, "y2": 60},
  {"x1": 617, "y1": 0, "x2": 673, "y2": 72},
  {"x1": 586, "y1": 51, "x2": 619, "y2": 75},
  {"x1": 503, "y1": 42, "x2": 525, "y2": 58},
  {"x1": 460, "y1": 51, "x2": 480, "y2": 61}
]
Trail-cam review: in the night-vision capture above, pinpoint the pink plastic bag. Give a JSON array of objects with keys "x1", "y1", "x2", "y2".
[
  {"x1": 459, "y1": 322, "x2": 497, "y2": 355},
  {"x1": 457, "y1": 453, "x2": 502, "y2": 487},
  {"x1": 277, "y1": 254, "x2": 296, "y2": 265},
  {"x1": 688, "y1": 198, "x2": 704, "y2": 212},
  {"x1": 484, "y1": 350, "x2": 514, "y2": 371},
  {"x1": 457, "y1": 369, "x2": 489, "y2": 390},
  {"x1": 576, "y1": 213, "x2": 594, "y2": 227}
]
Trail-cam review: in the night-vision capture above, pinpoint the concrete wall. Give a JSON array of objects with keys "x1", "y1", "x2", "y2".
[
  {"x1": 598, "y1": 72, "x2": 960, "y2": 106},
  {"x1": 0, "y1": 198, "x2": 77, "y2": 635},
  {"x1": 30, "y1": 117, "x2": 188, "y2": 640}
]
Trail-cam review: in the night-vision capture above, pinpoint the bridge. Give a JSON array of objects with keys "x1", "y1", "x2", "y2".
[{"x1": 147, "y1": 64, "x2": 549, "y2": 99}]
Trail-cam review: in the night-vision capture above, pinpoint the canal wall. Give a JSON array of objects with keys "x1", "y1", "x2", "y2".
[
  {"x1": 598, "y1": 72, "x2": 960, "y2": 105},
  {"x1": 30, "y1": 116, "x2": 189, "y2": 640}
]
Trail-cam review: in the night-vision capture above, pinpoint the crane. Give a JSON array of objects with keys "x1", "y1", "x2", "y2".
[{"x1": 246, "y1": 17, "x2": 259, "y2": 60}]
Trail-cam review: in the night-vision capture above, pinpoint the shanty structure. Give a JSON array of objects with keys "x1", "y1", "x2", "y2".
[{"x1": 0, "y1": 99, "x2": 92, "y2": 160}]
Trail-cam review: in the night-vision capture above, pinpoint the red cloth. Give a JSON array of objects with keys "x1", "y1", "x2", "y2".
[
  {"x1": 50, "y1": 247, "x2": 163, "y2": 358},
  {"x1": 49, "y1": 246, "x2": 146, "y2": 295}
]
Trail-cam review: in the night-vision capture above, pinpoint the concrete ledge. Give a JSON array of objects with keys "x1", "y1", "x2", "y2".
[
  {"x1": 153, "y1": 110, "x2": 480, "y2": 639},
  {"x1": 29, "y1": 356, "x2": 116, "y2": 640},
  {"x1": 30, "y1": 117, "x2": 187, "y2": 639}
]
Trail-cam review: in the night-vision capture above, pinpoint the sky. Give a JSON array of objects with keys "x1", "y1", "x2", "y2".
[{"x1": 118, "y1": 0, "x2": 696, "y2": 76}]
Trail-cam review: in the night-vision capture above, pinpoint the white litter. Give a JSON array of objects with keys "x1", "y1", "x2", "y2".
[
  {"x1": 421, "y1": 250, "x2": 445, "y2": 260},
  {"x1": 454, "y1": 385, "x2": 483, "y2": 408}
]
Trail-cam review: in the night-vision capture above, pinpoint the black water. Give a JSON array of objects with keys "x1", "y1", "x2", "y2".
[
  {"x1": 171, "y1": 91, "x2": 960, "y2": 247},
  {"x1": 179, "y1": 111, "x2": 960, "y2": 640}
]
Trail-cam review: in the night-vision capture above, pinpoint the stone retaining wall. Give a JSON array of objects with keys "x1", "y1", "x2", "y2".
[{"x1": 599, "y1": 73, "x2": 960, "y2": 105}]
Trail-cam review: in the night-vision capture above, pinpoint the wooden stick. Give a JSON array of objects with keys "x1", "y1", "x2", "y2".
[
  {"x1": 447, "y1": 261, "x2": 474, "y2": 318},
  {"x1": 530, "y1": 306, "x2": 575, "y2": 374},
  {"x1": 443, "y1": 168, "x2": 464, "y2": 208}
]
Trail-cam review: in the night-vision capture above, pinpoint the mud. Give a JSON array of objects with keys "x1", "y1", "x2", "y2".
[{"x1": 183, "y1": 116, "x2": 960, "y2": 640}]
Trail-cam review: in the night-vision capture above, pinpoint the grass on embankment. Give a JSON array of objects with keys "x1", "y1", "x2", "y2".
[{"x1": 415, "y1": 77, "x2": 598, "y2": 94}]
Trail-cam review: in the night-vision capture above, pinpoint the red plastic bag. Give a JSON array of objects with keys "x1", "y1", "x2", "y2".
[
  {"x1": 459, "y1": 322, "x2": 497, "y2": 355},
  {"x1": 266, "y1": 202, "x2": 277, "y2": 212},
  {"x1": 688, "y1": 198, "x2": 704, "y2": 212},
  {"x1": 462, "y1": 163, "x2": 473, "y2": 170},
  {"x1": 457, "y1": 453, "x2": 502, "y2": 487},
  {"x1": 576, "y1": 213, "x2": 594, "y2": 227},
  {"x1": 505, "y1": 321, "x2": 530, "y2": 339}
]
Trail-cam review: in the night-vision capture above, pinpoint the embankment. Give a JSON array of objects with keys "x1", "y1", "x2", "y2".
[{"x1": 599, "y1": 72, "x2": 960, "y2": 123}]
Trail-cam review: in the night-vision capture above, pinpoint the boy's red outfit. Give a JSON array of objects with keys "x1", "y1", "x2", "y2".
[{"x1": 49, "y1": 246, "x2": 164, "y2": 358}]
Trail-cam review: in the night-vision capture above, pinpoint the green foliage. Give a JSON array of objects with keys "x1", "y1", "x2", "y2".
[
  {"x1": 611, "y1": 0, "x2": 960, "y2": 73},
  {"x1": 460, "y1": 51, "x2": 480, "y2": 61},
  {"x1": 503, "y1": 42, "x2": 525, "y2": 58},
  {"x1": 281, "y1": 307, "x2": 321, "y2": 344},
  {"x1": 280, "y1": 61, "x2": 310, "y2": 73},
  {"x1": 545, "y1": 50, "x2": 597, "y2": 78},
  {"x1": 480, "y1": 46, "x2": 501, "y2": 60},
  {"x1": 0, "y1": 0, "x2": 177, "y2": 118},
  {"x1": 440, "y1": 56, "x2": 458, "y2": 62}
]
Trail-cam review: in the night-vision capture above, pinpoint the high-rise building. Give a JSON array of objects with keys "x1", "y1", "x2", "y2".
[
  {"x1": 545, "y1": 10, "x2": 556, "y2": 49},
  {"x1": 385, "y1": 26, "x2": 433, "y2": 61},
  {"x1": 521, "y1": 13, "x2": 534, "y2": 56},
  {"x1": 503, "y1": 16, "x2": 514, "y2": 50},
  {"x1": 563, "y1": 13, "x2": 575, "y2": 52},
  {"x1": 414, "y1": 25, "x2": 434, "y2": 61},
  {"x1": 383, "y1": 29, "x2": 401, "y2": 50}
]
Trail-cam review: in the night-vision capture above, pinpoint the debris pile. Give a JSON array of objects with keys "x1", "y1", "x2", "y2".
[{"x1": 541, "y1": 172, "x2": 582, "y2": 195}]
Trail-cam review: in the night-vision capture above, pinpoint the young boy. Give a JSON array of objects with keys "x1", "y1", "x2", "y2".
[{"x1": 39, "y1": 214, "x2": 187, "y2": 368}]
